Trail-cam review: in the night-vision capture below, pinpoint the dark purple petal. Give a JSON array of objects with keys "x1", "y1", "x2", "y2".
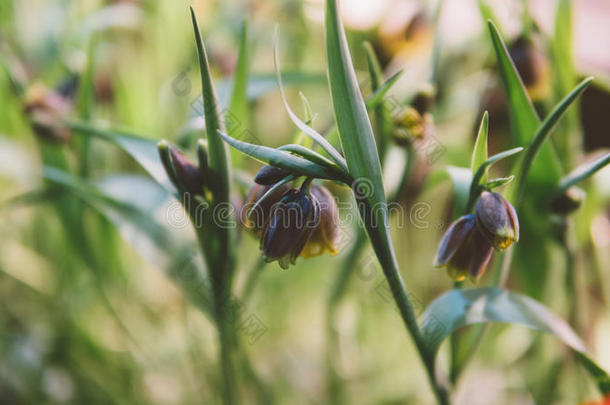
[{"x1": 434, "y1": 215, "x2": 476, "y2": 267}]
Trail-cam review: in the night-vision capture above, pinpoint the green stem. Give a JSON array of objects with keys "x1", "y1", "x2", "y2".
[
  {"x1": 324, "y1": 146, "x2": 417, "y2": 402},
  {"x1": 191, "y1": 206, "x2": 237, "y2": 405},
  {"x1": 361, "y1": 198, "x2": 449, "y2": 405}
]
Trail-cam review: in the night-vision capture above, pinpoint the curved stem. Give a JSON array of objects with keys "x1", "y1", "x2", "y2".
[{"x1": 358, "y1": 193, "x2": 449, "y2": 404}]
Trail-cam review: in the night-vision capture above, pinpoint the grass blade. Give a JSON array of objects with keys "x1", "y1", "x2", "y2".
[
  {"x1": 277, "y1": 143, "x2": 346, "y2": 173},
  {"x1": 190, "y1": 7, "x2": 231, "y2": 203},
  {"x1": 514, "y1": 77, "x2": 593, "y2": 203},
  {"x1": 273, "y1": 30, "x2": 348, "y2": 172},
  {"x1": 558, "y1": 152, "x2": 610, "y2": 192},
  {"x1": 488, "y1": 20, "x2": 562, "y2": 191},
  {"x1": 471, "y1": 111, "x2": 489, "y2": 178},
  {"x1": 325, "y1": 0, "x2": 385, "y2": 208},
  {"x1": 364, "y1": 69, "x2": 403, "y2": 109},
  {"x1": 66, "y1": 120, "x2": 175, "y2": 192}
]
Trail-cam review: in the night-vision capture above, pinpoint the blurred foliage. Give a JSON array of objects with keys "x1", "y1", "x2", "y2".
[{"x1": 1, "y1": 0, "x2": 609, "y2": 404}]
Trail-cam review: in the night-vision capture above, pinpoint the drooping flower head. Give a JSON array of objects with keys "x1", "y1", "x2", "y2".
[
  {"x1": 434, "y1": 191, "x2": 519, "y2": 282},
  {"x1": 475, "y1": 191, "x2": 519, "y2": 250},
  {"x1": 300, "y1": 185, "x2": 340, "y2": 258},
  {"x1": 261, "y1": 188, "x2": 320, "y2": 269},
  {"x1": 434, "y1": 214, "x2": 494, "y2": 282}
]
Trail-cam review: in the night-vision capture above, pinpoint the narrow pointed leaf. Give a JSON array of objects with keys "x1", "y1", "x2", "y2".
[
  {"x1": 218, "y1": 130, "x2": 349, "y2": 182},
  {"x1": 325, "y1": 0, "x2": 386, "y2": 209},
  {"x1": 190, "y1": 7, "x2": 231, "y2": 203},
  {"x1": 364, "y1": 69, "x2": 404, "y2": 109},
  {"x1": 364, "y1": 41, "x2": 391, "y2": 162},
  {"x1": 471, "y1": 111, "x2": 488, "y2": 177},
  {"x1": 468, "y1": 147, "x2": 523, "y2": 210},
  {"x1": 484, "y1": 175, "x2": 514, "y2": 189},
  {"x1": 277, "y1": 144, "x2": 345, "y2": 173},
  {"x1": 66, "y1": 121, "x2": 175, "y2": 192},
  {"x1": 558, "y1": 152, "x2": 610, "y2": 192},
  {"x1": 488, "y1": 20, "x2": 562, "y2": 190},
  {"x1": 514, "y1": 77, "x2": 593, "y2": 203},
  {"x1": 274, "y1": 32, "x2": 347, "y2": 171}
]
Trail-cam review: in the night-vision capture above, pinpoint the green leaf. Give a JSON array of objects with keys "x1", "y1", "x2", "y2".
[
  {"x1": 488, "y1": 21, "x2": 562, "y2": 191},
  {"x1": 218, "y1": 130, "x2": 350, "y2": 182},
  {"x1": 66, "y1": 121, "x2": 175, "y2": 192},
  {"x1": 364, "y1": 69, "x2": 404, "y2": 109},
  {"x1": 513, "y1": 77, "x2": 593, "y2": 203},
  {"x1": 484, "y1": 175, "x2": 514, "y2": 189},
  {"x1": 467, "y1": 147, "x2": 523, "y2": 211},
  {"x1": 43, "y1": 166, "x2": 212, "y2": 316},
  {"x1": 551, "y1": 0, "x2": 577, "y2": 165},
  {"x1": 445, "y1": 166, "x2": 472, "y2": 218},
  {"x1": 363, "y1": 41, "x2": 391, "y2": 164},
  {"x1": 190, "y1": 7, "x2": 231, "y2": 204},
  {"x1": 558, "y1": 152, "x2": 610, "y2": 192},
  {"x1": 471, "y1": 112, "x2": 488, "y2": 178},
  {"x1": 277, "y1": 143, "x2": 345, "y2": 173},
  {"x1": 422, "y1": 288, "x2": 610, "y2": 396},
  {"x1": 274, "y1": 31, "x2": 348, "y2": 172},
  {"x1": 325, "y1": 0, "x2": 385, "y2": 210},
  {"x1": 43, "y1": 167, "x2": 171, "y2": 250},
  {"x1": 577, "y1": 352, "x2": 610, "y2": 395},
  {"x1": 76, "y1": 35, "x2": 96, "y2": 178},
  {"x1": 294, "y1": 93, "x2": 314, "y2": 148}
]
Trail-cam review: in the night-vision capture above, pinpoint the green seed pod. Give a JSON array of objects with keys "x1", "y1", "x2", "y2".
[{"x1": 475, "y1": 191, "x2": 519, "y2": 250}]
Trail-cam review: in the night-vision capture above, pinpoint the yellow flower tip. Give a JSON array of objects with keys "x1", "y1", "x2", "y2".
[{"x1": 447, "y1": 266, "x2": 467, "y2": 282}]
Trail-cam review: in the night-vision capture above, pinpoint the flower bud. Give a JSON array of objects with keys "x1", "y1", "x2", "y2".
[
  {"x1": 550, "y1": 186, "x2": 586, "y2": 216},
  {"x1": 241, "y1": 183, "x2": 291, "y2": 232},
  {"x1": 169, "y1": 148, "x2": 206, "y2": 195},
  {"x1": 392, "y1": 106, "x2": 425, "y2": 147},
  {"x1": 24, "y1": 84, "x2": 72, "y2": 142},
  {"x1": 300, "y1": 185, "x2": 339, "y2": 257},
  {"x1": 254, "y1": 165, "x2": 291, "y2": 185},
  {"x1": 475, "y1": 191, "x2": 519, "y2": 250},
  {"x1": 434, "y1": 214, "x2": 494, "y2": 281},
  {"x1": 261, "y1": 188, "x2": 320, "y2": 269}
]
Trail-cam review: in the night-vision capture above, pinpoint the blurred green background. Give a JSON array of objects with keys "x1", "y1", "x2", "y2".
[{"x1": 1, "y1": 0, "x2": 609, "y2": 404}]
